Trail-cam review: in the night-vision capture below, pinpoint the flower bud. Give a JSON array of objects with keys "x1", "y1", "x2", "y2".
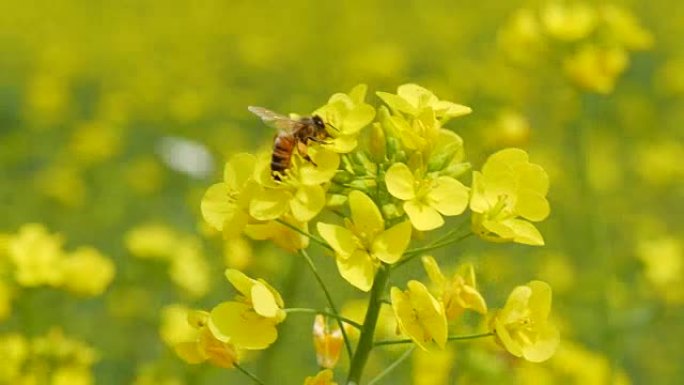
[
  {"x1": 441, "y1": 162, "x2": 471, "y2": 179},
  {"x1": 428, "y1": 140, "x2": 461, "y2": 172},
  {"x1": 312, "y1": 315, "x2": 344, "y2": 369},
  {"x1": 368, "y1": 123, "x2": 387, "y2": 163}
]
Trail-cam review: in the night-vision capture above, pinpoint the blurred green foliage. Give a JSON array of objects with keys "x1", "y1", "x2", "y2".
[{"x1": 1, "y1": 0, "x2": 683, "y2": 384}]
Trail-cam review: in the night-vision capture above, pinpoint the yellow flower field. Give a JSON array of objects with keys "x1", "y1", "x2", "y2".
[{"x1": 1, "y1": 1, "x2": 682, "y2": 384}]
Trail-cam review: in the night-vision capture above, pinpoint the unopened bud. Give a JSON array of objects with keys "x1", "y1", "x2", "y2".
[
  {"x1": 442, "y1": 162, "x2": 471, "y2": 179},
  {"x1": 369, "y1": 123, "x2": 387, "y2": 163},
  {"x1": 313, "y1": 315, "x2": 344, "y2": 369},
  {"x1": 428, "y1": 140, "x2": 461, "y2": 172}
]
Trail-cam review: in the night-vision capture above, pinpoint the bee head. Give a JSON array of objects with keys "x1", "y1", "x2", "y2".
[{"x1": 312, "y1": 115, "x2": 326, "y2": 130}]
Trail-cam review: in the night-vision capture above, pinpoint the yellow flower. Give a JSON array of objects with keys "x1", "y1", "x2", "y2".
[
  {"x1": 0, "y1": 333, "x2": 28, "y2": 383},
  {"x1": 7, "y1": 224, "x2": 64, "y2": 287},
  {"x1": 317, "y1": 191, "x2": 412, "y2": 291},
  {"x1": 470, "y1": 148, "x2": 550, "y2": 246},
  {"x1": 601, "y1": 4, "x2": 653, "y2": 51},
  {"x1": 314, "y1": 84, "x2": 376, "y2": 153},
  {"x1": 201, "y1": 153, "x2": 257, "y2": 238},
  {"x1": 51, "y1": 365, "x2": 94, "y2": 385},
  {"x1": 422, "y1": 256, "x2": 487, "y2": 321},
  {"x1": 541, "y1": 1, "x2": 597, "y2": 42},
  {"x1": 124, "y1": 223, "x2": 179, "y2": 259},
  {"x1": 168, "y1": 237, "x2": 211, "y2": 298},
  {"x1": 390, "y1": 280, "x2": 448, "y2": 350},
  {"x1": 209, "y1": 269, "x2": 286, "y2": 350},
  {"x1": 385, "y1": 163, "x2": 469, "y2": 231},
  {"x1": 303, "y1": 369, "x2": 338, "y2": 385},
  {"x1": 377, "y1": 83, "x2": 471, "y2": 123},
  {"x1": 497, "y1": 8, "x2": 546, "y2": 65},
  {"x1": 312, "y1": 315, "x2": 344, "y2": 369},
  {"x1": 249, "y1": 148, "x2": 339, "y2": 222},
  {"x1": 491, "y1": 280, "x2": 559, "y2": 362},
  {"x1": 563, "y1": 44, "x2": 629, "y2": 94},
  {"x1": 637, "y1": 236, "x2": 683, "y2": 303},
  {"x1": 59, "y1": 246, "x2": 115, "y2": 297},
  {"x1": 173, "y1": 309, "x2": 239, "y2": 368}
]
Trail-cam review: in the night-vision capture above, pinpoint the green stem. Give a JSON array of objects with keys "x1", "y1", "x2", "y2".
[
  {"x1": 284, "y1": 308, "x2": 363, "y2": 330},
  {"x1": 299, "y1": 249, "x2": 354, "y2": 361},
  {"x1": 276, "y1": 219, "x2": 332, "y2": 251},
  {"x1": 346, "y1": 264, "x2": 391, "y2": 384},
  {"x1": 367, "y1": 346, "x2": 415, "y2": 385},
  {"x1": 234, "y1": 363, "x2": 266, "y2": 385},
  {"x1": 395, "y1": 232, "x2": 474, "y2": 268},
  {"x1": 374, "y1": 332, "x2": 493, "y2": 347}
]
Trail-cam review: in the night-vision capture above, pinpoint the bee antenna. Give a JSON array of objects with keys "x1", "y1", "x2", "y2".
[{"x1": 326, "y1": 122, "x2": 339, "y2": 132}]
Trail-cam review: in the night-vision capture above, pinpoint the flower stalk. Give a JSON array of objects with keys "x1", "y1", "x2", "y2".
[{"x1": 346, "y1": 264, "x2": 391, "y2": 384}]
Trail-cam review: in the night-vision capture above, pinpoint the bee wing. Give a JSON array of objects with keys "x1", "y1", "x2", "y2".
[{"x1": 248, "y1": 106, "x2": 303, "y2": 134}]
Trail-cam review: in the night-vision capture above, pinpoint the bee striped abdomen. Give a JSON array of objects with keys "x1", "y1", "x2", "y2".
[{"x1": 271, "y1": 134, "x2": 296, "y2": 179}]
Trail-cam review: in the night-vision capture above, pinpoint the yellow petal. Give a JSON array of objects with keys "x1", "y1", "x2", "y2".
[
  {"x1": 328, "y1": 135, "x2": 358, "y2": 153},
  {"x1": 521, "y1": 322, "x2": 559, "y2": 362},
  {"x1": 317, "y1": 223, "x2": 358, "y2": 258},
  {"x1": 459, "y1": 285, "x2": 488, "y2": 315},
  {"x1": 483, "y1": 148, "x2": 529, "y2": 177},
  {"x1": 385, "y1": 163, "x2": 416, "y2": 200},
  {"x1": 349, "y1": 191, "x2": 384, "y2": 239},
  {"x1": 225, "y1": 153, "x2": 256, "y2": 191},
  {"x1": 249, "y1": 188, "x2": 290, "y2": 221},
  {"x1": 347, "y1": 84, "x2": 368, "y2": 104},
  {"x1": 515, "y1": 189, "x2": 550, "y2": 221},
  {"x1": 404, "y1": 200, "x2": 444, "y2": 231},
  {"x1": 397, "y1": 84, "x2": 438, "y2": 109},
  {"x1": 433, "y1": 100, "x2": 472, "y2": 118},
  {"x1": 201, "y1": 183, "x2": 234, "y2": 231},
  {"x1": 527, "y1": 280, "x2": 552, "y2": 320},
  {"x1": 376, "y1": 91, "x2": 419, "y2": 115},
  {"x1": 174, "y1": 341, "x2": 206, "y2": 364},
  {"x1": 390, "y1": 287, "x2": 429, "y2": 350},
  {"x1": 221, "y1": 209, "x2": 249, "y2": 239},
  {"x1": 468, "y1": 171, "x2": 490, "y2": 214},
  {"x1": 493, "y1": 315, "x2": 523, "y2": 357},
  {"x1": 225, "y1": 269, "x2": 254, "y2": 298},
  {"x1": 251, "y1": 282, "x2": 279, "y2": 318},
  {"x1": 290, "y1": 185, "x2": 326, "y2": 222},
  {"x1": 336, "y1": 249, "x2": 376, "y2": 292},
  {"x1": 517, "y1": 163, "x2": 549, "y2": 196},
  {"x1": 421, "y1": 256, "x2": 446, "y2": 287},
  {"x1": 343, "y1": 104, "x2": 376, "y2": 134},
  {"x1": 371, "y1": 220, "x2": 412, "y2": 264},
  {"x1": 426, "y1": 176, "x2": 469, "y2": 216},
  {"x1": 298, "y1": 149, "x2": 340, "y2": 185},
  {"x1": 506, "y1": 219, "x2": 545, "y2": 246},
  {"x1": 209, "y1": 302, "x2": 278, "y2": 350},
  {"x1": 407, "y1": 280, "x2": 447, "y2": 349}
]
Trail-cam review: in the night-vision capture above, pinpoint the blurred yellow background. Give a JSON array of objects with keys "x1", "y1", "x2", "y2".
[{"x1": 1, "y1": 0, "x2": 682, "y2": 384}]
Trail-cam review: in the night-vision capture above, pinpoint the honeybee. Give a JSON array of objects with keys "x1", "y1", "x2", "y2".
[{"x1": 248, "y1": 106, "x2": 331, "y2": 180}]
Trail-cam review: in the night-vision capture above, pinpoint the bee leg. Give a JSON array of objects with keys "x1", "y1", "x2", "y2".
[{"x1": 297, "y1": 141, "x2": 318, "y2": 166}]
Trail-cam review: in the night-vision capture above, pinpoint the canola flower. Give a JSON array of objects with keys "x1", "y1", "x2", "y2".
[
  {"x1": 499, "y1": 1, "x2": 653, "y2": 94},
  {"x1": 317, "y1": 190, "x2": 412, "y2": 291},
  {"x1": 470, "y1": 148, "x2": 550, "y2": 246},
  {"x1": 490, "y1": 280, "x2": 559, "y2": 362},
  {"x1": 173, "y1": 309, "x2": 239, "y2": 368},
  {"x1": 209, "y1": 269, "x2": 286, "y2": 350},
  {"x1": 190, "y1": 84, "x2": 557, "y2": 384},
  {"x1": 422, "y1": 256, "x2": 487, "y2": 321}
]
